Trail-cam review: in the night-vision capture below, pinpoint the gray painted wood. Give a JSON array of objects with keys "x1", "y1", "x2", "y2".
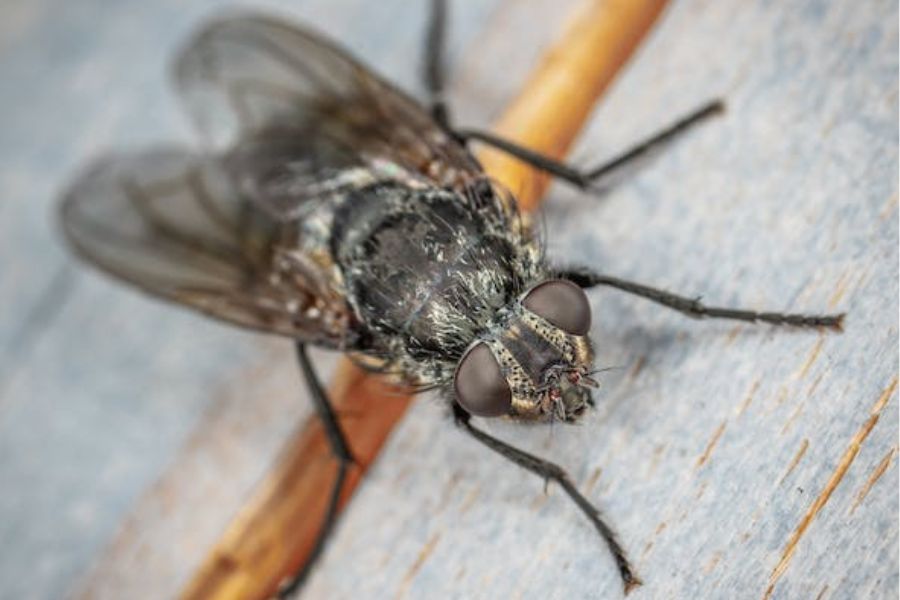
[
  {"x1": 302, "y1": 1, "x2": 899, "y2": 599},
  {"x1": 0, "y1": 0, "x2": 895, "y2": 599}
]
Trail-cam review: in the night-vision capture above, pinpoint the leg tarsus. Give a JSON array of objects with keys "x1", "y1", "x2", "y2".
[
  {"x1": 582, "y1": 99, "x2": 724, "y2": 188},
  {"x1": 561, "y1": 268, "x2": 845, "y2": 331},
  {"x1": 453, "y1": 404, "x2": 640, "y2": 593}
]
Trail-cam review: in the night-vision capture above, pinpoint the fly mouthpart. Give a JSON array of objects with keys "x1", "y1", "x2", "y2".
[{"x1": 538, "y1": 370, "x2": 593, "y2": 423}]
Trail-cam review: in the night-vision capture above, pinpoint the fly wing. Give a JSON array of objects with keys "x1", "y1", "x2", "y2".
[
  {"x1": 173, "y1": 12, "x2": 482, "y2": 220},
  {"x1": 61, "y1": 13, "x2": 485, "y2": 345},
  {"x1": 60, "y1": 147, "x2": 351, "y2": 346}
]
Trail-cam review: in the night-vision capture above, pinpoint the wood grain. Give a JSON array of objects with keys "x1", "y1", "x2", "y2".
[
  {"x1": 299, "y1": 1, "x2": 898, "y2": 598},
  {"x1": 2, "y1": 0, "x2": 895, "y2": 598},
  {"x1": 180, "y1": 1, "x2": 667, "y2": 598}
]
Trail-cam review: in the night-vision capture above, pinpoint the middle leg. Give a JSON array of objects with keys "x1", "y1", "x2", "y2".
[
  {"x1": 457, "y1": 100, "x2": 724, "y2": 190},
  {"x1": 561, "y1": 268, "x2": 845, "y2": 330}
]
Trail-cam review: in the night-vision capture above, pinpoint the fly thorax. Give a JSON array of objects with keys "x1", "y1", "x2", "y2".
[{"x1": 332, "y1": 181, "x2": 525, "y2": 363}]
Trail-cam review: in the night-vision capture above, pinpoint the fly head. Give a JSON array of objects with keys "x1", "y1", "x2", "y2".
[{"x1": 453, "y1": 279, "x2": 596, "y2": 422}]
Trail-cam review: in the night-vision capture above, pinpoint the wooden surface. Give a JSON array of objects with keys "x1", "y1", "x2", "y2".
[
  {"x1": 303, "y1": 1, "x2": 899, "y2": 599},
  {"x1": 0, "y1": 1, "x2": 896, "y2": 599}
]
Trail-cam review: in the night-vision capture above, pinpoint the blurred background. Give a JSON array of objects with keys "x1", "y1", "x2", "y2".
[{"x1": 0, "y1": 1, "x2": 896, "y2": 599}]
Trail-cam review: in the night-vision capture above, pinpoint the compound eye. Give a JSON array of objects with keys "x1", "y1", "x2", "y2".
[
  {"x1": 454, "y1": 343, "x2": 512, "y2": 417},
  {"x1": 523, "y1": 279, "x2": 591, "y2": 335}
]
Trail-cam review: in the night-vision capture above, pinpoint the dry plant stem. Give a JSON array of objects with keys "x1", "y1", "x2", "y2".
[{"x1": 180, "y1": 1, "x2": 669, "y2": 598}]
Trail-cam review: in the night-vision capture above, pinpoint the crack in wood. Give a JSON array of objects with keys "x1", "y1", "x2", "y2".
[
  {"x1": 848, "y1": 446, "x2": 896, "y2": 515},
  {"x1": 695, "y1": 421, "x2": 727, "y2": 469},
  {"x1": 583, "y1": 466, "x2": 603, "y2": 493},
  {"x1": 397, "y1": 532, "x2": 442, "y2": 598},
  {"x1": 778, "y1": 439, "x2": 810, "y2": 486},
  {"x1": 762, "y1": 376, "x2": 898, "y2": 600},
  {"x1": 796, "y1": 338, "x2": 825, "y2": 380},
  {"x1": 628, "y1": 354, "x2": 648, "y2": 380},
  {"x1": 736, "y1": 379, "x2": 760, "y2": 417},
  {"x1": 806, "y1": 372, "x2": 825, "y2": 398},
  {"x1": 780, "y1": 403, "x2": 806, "y2": 436},
  {"x1": 826, "y1": 272, "x2": 851, "y2": 310}
]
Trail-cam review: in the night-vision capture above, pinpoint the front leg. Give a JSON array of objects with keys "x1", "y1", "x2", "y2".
[
  {"x1": 452, "y1": 403, "x2": 641, "y2": 594},
  {"x1": 561, "y1": 268, "x2": 845, "y2": 330}
]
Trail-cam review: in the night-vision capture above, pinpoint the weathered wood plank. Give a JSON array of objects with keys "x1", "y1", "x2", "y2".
[
  {"x1": 0, "y1": 0, "x2": 895, "y2": 599},
  {"x1": 300, "y1": 1, "x2": 898, "y2": 599}
]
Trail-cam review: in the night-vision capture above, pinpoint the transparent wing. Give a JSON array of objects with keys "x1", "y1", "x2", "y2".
[
  {"x1": 60, "y1": 147, "x2": 351, "y2": 346},
  {"x1": 173, "y1": 12, "x2": 481, "y2": 220}
]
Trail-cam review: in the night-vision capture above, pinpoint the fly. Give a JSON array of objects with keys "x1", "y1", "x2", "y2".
[{"x1": 59, "y1": 1, "x2": 844, "y2": 596}]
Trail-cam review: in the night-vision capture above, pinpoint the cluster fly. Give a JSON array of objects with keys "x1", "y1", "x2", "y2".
[{"x1": 59, "y1": 1, "x2": 843, "y2": 596}]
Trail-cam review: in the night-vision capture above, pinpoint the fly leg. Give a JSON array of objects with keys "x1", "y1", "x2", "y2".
[
  {"x1": 457, "y1": 100, "x2": 724, "y2": 190},
  {"x1": 424, "y1": 0, "x2": 452, "y2": 129},
  {"x1": 452, "y1": 403, "x2": 641, "y2": 594},
  {"x1": 561, "y1": 268, "x2": 845, "y2": 330},
  {"x1": 277, "y1": 343, "x2": 356, "y2": 598}
]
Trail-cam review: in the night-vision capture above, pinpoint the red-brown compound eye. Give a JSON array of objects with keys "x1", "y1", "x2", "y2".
[
  {"x1": 453, "y1": 343, "x2": 512, "y2": 417},
  {"x1": 523, "y1": 279, "x2": 591, "y2": 335}
]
